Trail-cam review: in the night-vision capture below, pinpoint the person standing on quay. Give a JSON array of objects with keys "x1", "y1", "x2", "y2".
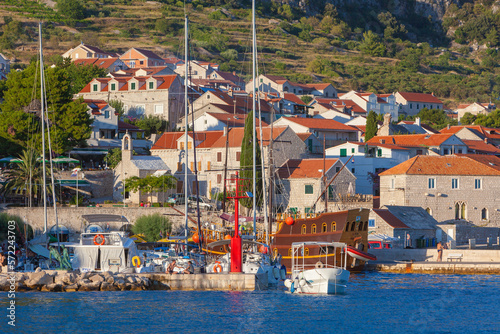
[{"x1": 437, "y1": 242, "x2": 443, "y2": 262}]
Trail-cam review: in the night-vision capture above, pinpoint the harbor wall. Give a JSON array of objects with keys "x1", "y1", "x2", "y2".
[
  {"x1": 4, "y1": 206, "x2": 193, "y2": 237},
  {"x1": 370, "y1": 248, "x2": 500, "y2": 262}
]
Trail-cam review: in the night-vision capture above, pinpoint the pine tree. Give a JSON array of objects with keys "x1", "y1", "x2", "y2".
[
  {"x1": 365, "y1": 110, "x2": 378, "y2": 141},
  {"x1": 239, "y1": 110, "x2": 263, "y2": 209}
]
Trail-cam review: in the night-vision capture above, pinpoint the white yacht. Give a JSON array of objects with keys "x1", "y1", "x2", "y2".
[{"x1": 285, "y1": 241, "x2": 350, "y2": 295}]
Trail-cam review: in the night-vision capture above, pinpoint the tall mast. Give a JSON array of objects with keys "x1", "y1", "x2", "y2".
[
  {"x1": 252, "y1": 0, "x2": 257, "y2": 238},
  {"x1": 39, "y1": 22, "x2": 48, "y2": 234},
  {"x1": 184, "y1": 16, "x2": 189, "y2": 239}
]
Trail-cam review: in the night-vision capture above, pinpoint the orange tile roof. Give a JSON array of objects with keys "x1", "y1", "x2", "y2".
[
  {"x1": 189, "y1": 131, "x2": 224, "y2": 148},
  {"x1": 295, "y1": 133, "x2": 314, "y2": 141},
  {"x1": 462, "y1": 140, "x2": 500, "y2": 154},
  {"x1": 397, "y1": 92, "x2": 443, "y2": 104},
  {"x1": 367, "y1": 133, "x2": 455, "y2": 147},
  {"x1": 151, "y1": 132, "x2": 183, "y2": 150},
  {"x1": 379, "y1": 155, "x2": 500, "y2": 176},
  {"x1": 304, "y1": 83, "x2": 331, "y2": 90},
  {"x1": 440, "y1": 125, "x2": 500, "y2": 140},
  {"x1": 283, "y1": 93, "x2": 307, "y2": 105},
  {"x1": 282, "y1": 117, "x2": 357, "y2": 131},
  {"x1": 277, "y1": 158, "x2": 339, "y2": 179},
  {"x1": 211, "y1": 126, "x2": 288, "y2": 148}
]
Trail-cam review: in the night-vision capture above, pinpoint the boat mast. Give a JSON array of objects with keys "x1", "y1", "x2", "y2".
[
  {"x1": 39, "y1": 22, "x2": 48, "y2": 235},
  {"x1": 252, "y1": 0, "x2": 257, "y2": 238},
  {"x1": 184, "y1": 16, "x2": 189, "y2": 240}
]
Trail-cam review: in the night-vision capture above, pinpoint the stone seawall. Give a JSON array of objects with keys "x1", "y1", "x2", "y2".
[
  {"x1": 0, "y1": 270, "x2": 265, "y2": 292},
  {"x1": 4, "y1": 206, "x2": 198, "y2": 237}
]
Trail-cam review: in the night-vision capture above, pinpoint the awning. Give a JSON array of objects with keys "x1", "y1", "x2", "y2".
[
  {"x1": 69, "y1": 148, "x2": 109, "y2": 155},
  {"x1": 29, "y1": 244, "x2": 50, "y2": 258},
  {"x1": 57, "y1": 179, "x2": 91, "y2": 187}
]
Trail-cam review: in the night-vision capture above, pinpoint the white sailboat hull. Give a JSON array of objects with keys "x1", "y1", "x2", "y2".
[{"x1": 287, "y1": 267, "x2": 350, "y2": 294}]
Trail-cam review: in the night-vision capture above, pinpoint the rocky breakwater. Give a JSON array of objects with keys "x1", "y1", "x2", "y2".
[{"x1": 0, "y1": 269, "x2": 170, "y2": 292}]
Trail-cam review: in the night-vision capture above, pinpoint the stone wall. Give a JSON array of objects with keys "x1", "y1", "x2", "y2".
[
  {"x1": 57, "y1": 170, "x2": 114, "y2": 199},
  {"x1": 5, "y1": 206, "x2": 196, "y2": 240}
]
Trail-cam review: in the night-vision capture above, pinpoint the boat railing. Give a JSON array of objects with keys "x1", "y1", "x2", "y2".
[
  {"x1": 275, "y1": 212, "x2": 321, "y2": 222},
  {"x1": 80, "y1": 232, "x2": 124, "y2": 246}
]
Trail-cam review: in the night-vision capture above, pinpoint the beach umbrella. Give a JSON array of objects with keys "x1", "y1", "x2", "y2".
[
  {"x1": 53, "y1": 156, "x2": 79, "y2": 164},
  {"x1": 0, "y1": 156, "x2": 23, "y2": 163}
]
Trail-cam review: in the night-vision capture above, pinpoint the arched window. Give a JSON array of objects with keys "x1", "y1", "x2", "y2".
[
  {"x1": 345, "y1": 222, "x2": 350, "y2": 231},
  {"x1": 273, "y1": 248, "x2": 278, "y2": 258},
  {"x1": 331, "y1": 222, "x2": 336, "y2": 231},
  {"x1": 364, "y1": 221, "x2": 368, "y2": 231},
  {"x1": 351, "y1": 222, "x2": 356, "y2": 231},
  {"x1": 481, "y1": 208, "x2": 488, "y2": 220},
  {"x1": 304, "y1": 248, "x2": 309, "y2": 256},
  {"x1": 426, "y1": 207, "x2": 432, "y2": 216},
  {"x1": 455, "y1": 202, "x2": 467, "y2": 219},
  {"x1": 311, "y1": 224, "x2": 317, "y2": 234},
  {"x1": 288, "y1": 248, "x2": 292, "y2": 257},
  {"x1": 322, "y1": 223, "x2": 327, "y2": 233},
  {"x1": 301, "y1": 224, "x2": 306, "y2": 234}
]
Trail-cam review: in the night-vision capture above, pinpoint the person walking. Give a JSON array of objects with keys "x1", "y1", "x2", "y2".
[{"x1": 437, "y1": 242, "x2": 443, "y2": 262}]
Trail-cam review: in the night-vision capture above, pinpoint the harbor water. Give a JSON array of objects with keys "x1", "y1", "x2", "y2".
[{"x1": 3, "y1": 272, "x2": 500, "y2": 333}]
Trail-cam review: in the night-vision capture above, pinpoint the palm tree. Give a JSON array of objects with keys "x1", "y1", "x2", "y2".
[{"x1": 1, "y1": 148, "x2": 54, "y2": 206}]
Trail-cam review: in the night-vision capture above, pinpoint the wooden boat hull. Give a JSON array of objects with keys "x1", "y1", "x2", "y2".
[{"x1": 272, "y1": 209, "x2": 371, "y2": 272}]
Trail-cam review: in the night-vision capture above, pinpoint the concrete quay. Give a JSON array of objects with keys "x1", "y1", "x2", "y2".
[
  {"x1": 0, "y1": 270, "x2": 268, "y2": 292},
  {"x1": 365, "y1": 248, "x2": 500, "y2": 274}
]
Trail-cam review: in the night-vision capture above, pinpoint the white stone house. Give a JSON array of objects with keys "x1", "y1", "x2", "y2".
[
  {"x1": 455, "y1": 102, "x2": 496, "y2": 123},
  {"x1": 151, "y1": 126, "x2": 309, "y2": 199},
  {"x1": 63, "y1": 43, "x2": 115, "y2": 60},
  {"x1": 77, "y1": 74, "x2": 184, "y2": 128},
  {"x1": 275, "y1": 158, "x2": 356, "y2": 213},
  {"x1": 339, "y1": 91, "x2": 398, "y2": 120},
  {"x1": 113, "y1": 133, "x2": 170, "y2": 204},
  {"x1": 379, "y1": 155, "x2": 500, "y2": 226},
  {"x1": 326, "y1": 141, "x2": 412, "y2": 195},
  {"x1": 175, "y1": 60, "x2": 215, "y2": 79},
  {"x1": 395, "y1": 92, "x2": 444, "y2": 117},
  {"x1": 272, "y1": 117, "x2": 358, "y2": 148},
  {"x1": 366, "y1": 133, "x2": 468, "y2": 156}
]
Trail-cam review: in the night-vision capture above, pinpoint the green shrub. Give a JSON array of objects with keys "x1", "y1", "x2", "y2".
[{"x1": 132, "y1": 213, "x2": 171, "y2": 242}]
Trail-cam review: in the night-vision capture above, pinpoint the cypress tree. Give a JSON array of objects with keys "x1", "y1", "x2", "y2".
[
  {"x1": 239, "y1": 110, "x2": 262, "y2": 209},
  {"x1": 365, "y1": 110, "x2": 378, "y2": 141}
]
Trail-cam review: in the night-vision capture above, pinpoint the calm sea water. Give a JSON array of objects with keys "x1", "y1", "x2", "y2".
[{"x1": 2, "y1": 272, "x2": 500, "y2": 334}]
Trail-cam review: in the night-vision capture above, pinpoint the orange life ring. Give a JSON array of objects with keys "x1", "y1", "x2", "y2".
[
  {"x1": 213, "y1": 261, "x2": 223, "y2": 273},
  {"x1": 93, "y1": 234, "x2": 105, "y2": 245}
]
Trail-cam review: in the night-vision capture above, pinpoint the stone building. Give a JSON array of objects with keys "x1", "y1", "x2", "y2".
[
  {"x1": 379, "y1": 155, "x2": 500, "y2": 226},
  {"x1": 77, "y1": 74, "x2": 184, "y2": 128},
  {"x1": 275, "y1": 158, "x2": 356, "y2": 213},
  {"x1": 113, "y1": 133, "x2": 170, "y2": 204}
]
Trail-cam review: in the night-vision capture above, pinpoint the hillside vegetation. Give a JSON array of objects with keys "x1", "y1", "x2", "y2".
[{"x1": 1, "y1": 0, "x2": 500, "y2": 107}]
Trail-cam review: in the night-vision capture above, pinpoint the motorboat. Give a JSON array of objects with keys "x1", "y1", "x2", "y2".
[
  {"x1": 346, "y1": 246, "x2": 377, "y2": 262},
  {"x1": 205, "y1": 239, "x2": 286, "y2": 287},
  {"x1": 284, "y1": 241, "x2": 350, "y2": 294}
]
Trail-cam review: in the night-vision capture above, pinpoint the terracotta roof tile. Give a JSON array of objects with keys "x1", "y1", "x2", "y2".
[
  {"x1": 207, "y1": 112, "x2": 267, "y2": 127},
  {"x1": 397, "y1": 92, "x2": 443, "y2": 104},
  {"x1": 211, "y1": 126, "x2": 288, "y2": 148},
  {"x1": 379, "y1": 155, "x2": 500, "y2": 176},
  {"x1": 277, "y1": 158, "x2": 339, "y2": 179},
  {"x1": 462, "y1": 140, "x2": 500, "y2": 154},
  {"x1": 151, "y1": 132, "x2": 184, "y2": 150},
  {"x1": 440, "y1": 125, "x2": 500, "y2": 140},
  {"x1": 281, "y1": 117, "x2": 357, "y2": 131},
  {"x1": 367, "y1": 133, "x2": 455, "y2": 147},
  {"x1": 283, "y1": 93, "x2": 307, "y2": 105}
]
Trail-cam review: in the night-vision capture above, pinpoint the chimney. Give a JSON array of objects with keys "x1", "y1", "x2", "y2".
[
  {"x1": 233, "y1": 71, "x2": 236, "y2": 76},
  {"x1": 447, "y1": 124, "x2": 450, "y2": 130},
  {"x1": 415, "y1": 117, "x2": 421, "y2": 126},
  {"x1": 484, "y1": 137, "x2": 488, "y2": 144}
]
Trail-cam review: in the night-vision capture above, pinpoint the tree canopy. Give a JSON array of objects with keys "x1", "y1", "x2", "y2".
[
  {"x1": 365, "y1": 111, "x2": 378, "y2": 141},
  {"x1": 132, "y1": 213, "x2": 171, "y2": 242},
  {"x1": 0, "y1": 61, "x2": 94, "y2": 154},
  {"x1": 239, "y1": 110, "x2": 263, "y2": 209}
]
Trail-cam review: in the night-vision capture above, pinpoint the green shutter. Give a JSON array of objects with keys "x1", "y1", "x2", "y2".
[
  {"x1": 305, "y1": 185, "x2": 313, "y2": 194},
  {"x1": 340, "y1": 148, "x2": 347, "y2": 157}
]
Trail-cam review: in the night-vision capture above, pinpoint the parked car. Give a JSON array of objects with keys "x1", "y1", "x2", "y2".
[
  {"x1": 368, "y1": 241, "x2": 393, "y2": 249},
  {"x1": 167, "y1": 193, "x2": 185, "y2": 205},
  {"x1": 188, "y1": 196, "x2": 214, "y2": 210}
]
